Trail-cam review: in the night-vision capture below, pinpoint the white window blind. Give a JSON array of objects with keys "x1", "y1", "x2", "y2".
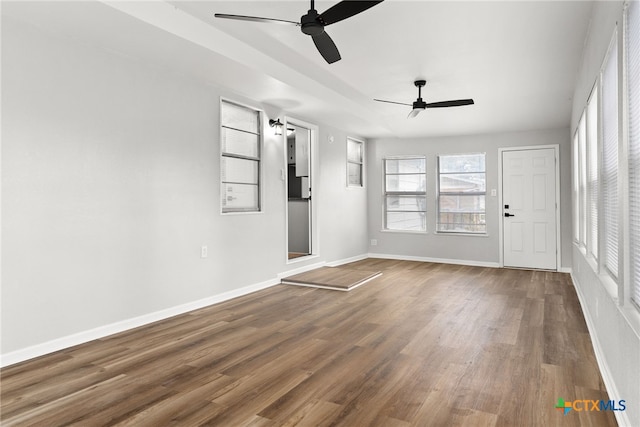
[
  {"x1": 573, "y1": 131, "x2": 580, "y2": 242},
  {"x1": 221, "y1": 100, "x2": 261, "y2": 213},
  {"x1": 602, "y1": 35, "x2": 619, "y2": 279},
  {"x1": 587, "y1": 87, "x2": 599, "y2": 261},
  {"x1": 578, "y1": 113, "x2": 587, "y2": 247},
  {"x1": 627, "y1": 0, "x2": 640, "y2": 308},
  {"x1": 384, "y1": 157, "x2": 427, "y2": 231}
]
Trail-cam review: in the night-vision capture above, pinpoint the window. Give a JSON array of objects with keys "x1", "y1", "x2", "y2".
[
  {"x1": 347, "y1": 138, "x2": 364, "y2": 187},
  {"x1": 578, "y1": 112, "x2": 587, "y2": 247},
  {"x1": 602, "y1": 34, "x2": 619, "y2": 279},
  {"x1": 626, "y1": 0, "x2": 640, "y2": 308},
  {"x1": 220, "y1": 100, "x2": 262, "y2": 213},
  {"x1": 384, "y1": 157, "x2": 426, "y2": 231},
  {"x1": 573, "y1": 130, "x2": 580, "y2": 242},
  {"x1": 587, "y1": 86, "x2": 599, "y2": 261},
  {"x1": 437, "y1": 153, "x2": 486, "y2": 233}
]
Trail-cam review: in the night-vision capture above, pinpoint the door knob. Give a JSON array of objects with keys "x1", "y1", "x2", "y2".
[{"x1": 504, "y1": 213, "x2": 515, "y2": 217}]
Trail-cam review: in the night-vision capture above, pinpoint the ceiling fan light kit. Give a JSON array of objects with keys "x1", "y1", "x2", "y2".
[{"x1": 214, "y1": 0, "x2": 384, "y2": 64}]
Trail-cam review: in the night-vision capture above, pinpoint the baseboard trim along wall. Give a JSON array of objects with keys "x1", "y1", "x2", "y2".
[
  {"x1": 0, "y1": 254, "x2": 365, "y2": 368},
  {"x1": 570, "y1": 273, "x2": 632, "y2": 427},
  {"x1": 0, "y1": 277, "x2": 281, "y2": 368},
  {"x1": 0, "y1": 252, "x2": 565, "y2": 368},
  {"x1": 368, "y1": 252, "x2": 501, "y2": 268}
]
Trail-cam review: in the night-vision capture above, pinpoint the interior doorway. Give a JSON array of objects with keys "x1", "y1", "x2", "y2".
[{"x1": 285, "y1": 121, "x2": 314, "y2": 261}]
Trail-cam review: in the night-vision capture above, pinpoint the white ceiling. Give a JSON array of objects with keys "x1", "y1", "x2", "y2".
[{"x1": 3, "y1": 0, "x2": 594, "y2": 139}]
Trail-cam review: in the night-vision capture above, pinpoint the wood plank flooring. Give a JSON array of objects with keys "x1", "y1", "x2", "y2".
[{"x1": 0, "y1": 259, "x2": 617, "y2": 426}]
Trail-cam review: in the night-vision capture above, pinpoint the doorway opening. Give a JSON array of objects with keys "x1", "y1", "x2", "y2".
[{"x1": 285, "y1": 120, "x2": 316, "y2": 261}]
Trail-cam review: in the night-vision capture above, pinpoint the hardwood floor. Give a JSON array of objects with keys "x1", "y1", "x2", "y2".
[{"x1": 1, "y1": 259, "x2": 617, "y2": 426}]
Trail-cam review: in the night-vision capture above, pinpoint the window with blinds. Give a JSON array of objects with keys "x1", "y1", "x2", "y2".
[
  {"x1": 602, "y1": 34, "x2": 619, "y2": 280},
  {"x1": 627, "y1": 0, "x2": 640, "y2": 308},
  {"x1": 587, "y1": 87, "x2": 599, "y2": 261},
  {"x1": 220, "y1": 100, "x2": 262, "y2": 213},
  {"x1": 384, "y1": 157, "x2": 427, "y2": 231},
  {"x1": 573, "y1": 131, "x2": 580, "y2": 243},
  {"x1": 578, "y1": 113, "x2": 587, "y2": 247}
]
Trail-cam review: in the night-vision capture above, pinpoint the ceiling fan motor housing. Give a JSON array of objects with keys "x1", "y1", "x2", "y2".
[
  {"x1": 413, "y1": 99, "x2": 427, "y2": 109},
  {"x1": 301, "y1": 10, "x2": 325, "y2": 35}
]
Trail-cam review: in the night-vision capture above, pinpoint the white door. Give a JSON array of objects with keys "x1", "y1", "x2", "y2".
[{"x1": 502, "y1": 148, "x2": 557, "y2": 270}]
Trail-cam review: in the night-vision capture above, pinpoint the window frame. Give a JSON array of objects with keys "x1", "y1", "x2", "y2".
[
  {"x1": 578, "y1": 111, "x2": 588, "y2": 248},
  {"x1": 346, "y1": 137, "x2": 365, "y2": 188},
  {"x1": 586, "y1": 83, "x2": 600, "y2": 263},
  {"x1": 601, "y1": 29, "x2": 620, "y2": 281},
  {"x1": 573, "y1": 129, "x2": 580, "y2": 243},
  {"x1": 220, "y1": 98, "x2": 263, "y2": 214},
  {"x1": 436, "y1": 152, "x2": 487, "y2": 235},
  {"x1": 382, "y1": 156, "x2": 427, "y2": 233},
  {"x1": 625, "y1": 0, "x2": 640, "y2": 311}
]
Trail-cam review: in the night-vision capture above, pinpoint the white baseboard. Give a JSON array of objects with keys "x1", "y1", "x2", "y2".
[
  {"x1": 0, "y1": 277, "x2": 280, "y2": 368},
  {"x1": 368, "y1": 252, "x2": 500, "y2": 268},
  {"x1": 278, "y1": 254, "x2": 369, "y2": 280},
  {"x1": 570, "y1": 273, "x2": 632, "y2": 427},
  {"x1": 277, "y1": 261, "x2": 326, "y2": 280},
  {"x1": 326, "y1": 253, "x2": 369, "y2": 267},
  {"x1": 0, "y1": 252, "x2": 557, "y2": 368},
  {"x1": 1, "y1": 253, "x2": 369, "y2": 368}
]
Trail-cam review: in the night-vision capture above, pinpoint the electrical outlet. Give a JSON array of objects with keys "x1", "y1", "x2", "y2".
[
  {"x1": 371, "y1": 239, "x2": 377, "y2": 246},
  {"x1": 201, "y1": 246, "x2": 208, "y2": 258}
]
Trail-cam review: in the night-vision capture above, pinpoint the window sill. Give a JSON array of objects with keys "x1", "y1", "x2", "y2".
[
  {"x1": 434, "y1": 231, "x2": 489, "y2": 237},
  {"x1": 620, "y1": 303, "x2": 640, "y2": 340},
  {"x1": 380, "y1": 229, "x2": 428, "y2": 235},
  {"x1": 221, "y1": 210, "x2": 263, "y2": 216},
  {"x1": 585, "y1": 254, "x2": 598, "y2": 274},
  {"x1": 597, "y1": 271, "x2": 619, "y2": 303}
]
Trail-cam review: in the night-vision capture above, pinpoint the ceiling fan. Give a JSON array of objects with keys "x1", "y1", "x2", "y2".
[
  {"x1": 214, "y1": 0, "x2": 384, "y2": 64},
  {"x1": 374, "y1": 80, "x2": 474, "y2": 118}
]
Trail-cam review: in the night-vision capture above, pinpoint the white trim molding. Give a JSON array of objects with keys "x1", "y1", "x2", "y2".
[
  {"x1": 0, "y1": 277, "x2": 279, "y2": 368},
  {"x1": 368, "y1": 252, "x2": 500, "y2": 268},
  {"x1": 0, "y1": 253, "x2": 368, "y2": 368}
]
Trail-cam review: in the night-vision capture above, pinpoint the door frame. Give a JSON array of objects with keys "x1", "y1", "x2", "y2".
[
  {"x1": 284, "y1": 116, "x2": 319, "y2": 264},
  {"x1": 498, "y1": 144, "x2": 561, "y2": 270}
]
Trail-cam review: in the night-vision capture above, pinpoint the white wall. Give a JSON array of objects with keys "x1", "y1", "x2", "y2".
[
  {"x1": 570, "y1": 2, "x2": 640, "y2": 427},
  {"x1": 0, "y1": 13, "x2": 368, "y2": 362},
  {"x1": 367, "y1": 128, "x2": 572, "y2": 269}
]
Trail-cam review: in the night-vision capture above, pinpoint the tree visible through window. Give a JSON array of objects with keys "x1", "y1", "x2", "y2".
[{"x1": 437, "y1": 153, "x2": 486, "y2": 233}]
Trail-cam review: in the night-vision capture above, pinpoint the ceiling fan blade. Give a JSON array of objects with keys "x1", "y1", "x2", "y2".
[
  {"x1": 408, "y1": 108, "x2": 423, "y2": 119},
  {"x1": 426, "y1": 99, "x2": 475, "y2": 108},
  {"x1": 374, "y1": 99, "x2": 412, "y2": 107},
  {"x1": 319, "y1": 1, "x2": 384, "y2": 26},
  {"x1": 312, "y1": 31, "x2": 341, "y2": 64},
  {"x1": 214, "y1": 13, "x2": 300, "y2": 26}
]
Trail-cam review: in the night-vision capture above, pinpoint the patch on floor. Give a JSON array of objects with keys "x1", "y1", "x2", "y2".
[{"x1": 281, "y1": 266, "x2": 382, "y2": 291}]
